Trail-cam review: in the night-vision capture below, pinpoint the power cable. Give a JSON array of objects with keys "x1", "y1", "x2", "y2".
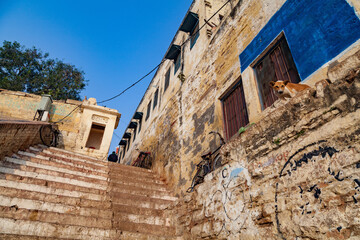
[
  {"x1": 51, "y1": 104, "x2": 82, "y2": 124},
  {"x1": 47, "y1": 1, "x2": 232, "y2": 127},
  {"x1": 180, "y1": 0, "x2": 231, "y2": 47},
  {"x1": 113, "y1": 132, "x2": 121, "y2": 140},
  {"x1": 97, "y1": 60, "x2": 165, "y2": 104},
  {"x1": 97, "y1": 0, "x2": 231, "y2": 104}
]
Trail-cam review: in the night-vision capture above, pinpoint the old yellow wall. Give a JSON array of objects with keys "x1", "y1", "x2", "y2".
[
  {"x1": 0, "y1": 90, "x2": 82, "y2": 149},
  {"x1": 74, "y1": 102, "x2": 120, "y2": 160},
  {"x1": 121, "y1": 0, "x2": 360, "y2": 198},
  {"x1": 0, "y1": 90, "x2": 120, "y2": 160},
  {"x1": 175, "y1": 72, "x2": 360, "y2": 240}
]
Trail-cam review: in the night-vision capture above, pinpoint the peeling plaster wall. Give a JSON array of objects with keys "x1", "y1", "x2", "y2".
[
  {"x1": 0, "y1": 90, "x2": 120, "y2": 160},
  {"x1": 0, "y1": 90, "x2": 82, "y2": 149},
  {"x1": 121, "y1": 0, "x2": 360, "y2": 198},
  {"x1": 175, "y1": 75, "x2": 360, "y2": 239}
]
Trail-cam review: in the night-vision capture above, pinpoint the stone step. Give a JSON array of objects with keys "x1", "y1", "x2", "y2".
[
  {"x1": 0, "y1": 217, "x2": 115, "y2": 239},
  {"x1": 111, "y1": 192, "x2": 175, "y2": 210},
  {"x1": 37, "y1": 151, "x2": 109, "y2": 172},
  {"x1": 0, "y1": 232, "x2": 182, "y2": 240},
  {"x1": 44, "y1": 148, "x2": 107, "y2": 167},
  {"x1": 3, "y1": 157, "x2": 108, "y2": 184},
  {"x1": 108, "y1": 161, "x2": 154, "y2": 174},
  {"x1": 110, "y1": 183, "x2": 177, "y2": 201},
  {"x1": 114, "y1": 212, "x2": 171, "y2": 227},
  {"x1": 0, "y1": 233, "x2": 62, "y2": 240},
  {"x1": 16, "y1": 152, "x2": 108, "y2": 176},
  {"x1": 48, "y1": 147, "x2": 103, "y2": 163},
  {"x1": 110, "y1": 178, "x2": 169, "y2": 192},
  {"x1": 117, "y1": 231, "x2": 182, "y2": 240},
  {"x1": 0, "y1": 186, "x2": 111, "y2": 210},
  {"x1": 28, "y1": 146, "x2": 43, "y2": 152},
  {"x1": 113, "y1": 203, "x2": 164, "y2": 218},
  {"x1": 0, "y1": 165, "x2": 107, "y2": 191},
  {"x1": 109, "y1": 172, "x2": 165, "y2": 184},
  {"x1": 0, "y1": 206, "x2": 112, "y2": 229},
  {"x1": 35, "y1": 144, "x2": 49, "y2": 150},
  {"x1": 109, "y1": 165, "x2": 156, "y2": 177},
  {"x1": 0, "y1": 194, "x2": 111, "y2": 219},
  {"x1": 12, "y1": 153, "x2": 108, "y2": 178},
  {"x1": 0, "y1": 176, "x2": 108, "y2": 202},
  {"x1": 0, "y1": 145, "x2": 180, "y2": 239},
  {"x1": 114, "y1": 220, "x2": 176, "y2": 237}
]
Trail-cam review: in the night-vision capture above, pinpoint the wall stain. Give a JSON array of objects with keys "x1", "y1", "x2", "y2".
[
  {"x1": 275, "y1": 140, "x2": 359, "y2": 239},
  {"x1": 192, "y1": 103, "x2": 215, "y2": 139}
]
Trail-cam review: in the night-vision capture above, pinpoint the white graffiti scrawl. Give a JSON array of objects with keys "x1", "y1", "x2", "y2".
[{"x1": 203, "y1": 162, "x2": 252, "y2": 236}]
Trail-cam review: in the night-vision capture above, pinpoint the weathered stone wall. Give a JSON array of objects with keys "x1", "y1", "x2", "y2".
[
  {"x1": 0, "y1": 90, "x2": 120, "y2": 159},
  {"x1": 176, "y1": 75, "x2": 360, "y2": 239},
  {"x1": 0, "y1": 89, "x2": 82, "y2": 149},
  {"x1": 120, "y1": 0, "x2": 360, "y2": 198},
  {"x1": 0, "y1": 121, "x2": 47, "y2": 160}
]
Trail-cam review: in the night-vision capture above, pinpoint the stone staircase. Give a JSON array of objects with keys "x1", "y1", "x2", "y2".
[{"x1": 0, "y1": 145, "x2": 181, "y2": 240}]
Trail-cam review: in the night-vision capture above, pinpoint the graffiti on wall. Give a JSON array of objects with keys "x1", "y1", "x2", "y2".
[
  {"x1": 204, "y1": 163, "x2": 252, "y2": 236},
  {"x1": 275, "y1": 140, "x2": 360, "y2": 239}
]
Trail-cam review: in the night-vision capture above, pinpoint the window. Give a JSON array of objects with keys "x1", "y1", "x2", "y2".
[
  {"x1": 221, "y1": 79, "x2": 249, "y2": 140},
  {"x1": 85, "y1": 123, "x2": 105, "y2": 149},
  {"x1": 145, "y1": 100, "x2": 152, "y2": 121},
  {"x1": 153, "y1": 88, "x2": 159, "y2": 109},
  {"x1": 119, "y1": 148, "x2": 123, "y2": 160},
  {"x1": 164, "y1": 44, "x2": 181, "y2": 76},
  {"x1": 254, "y1": 36, "x2": 300, "y2": 109},
  {"x1": 128, "y1": 122, "x2": 138, "y2": 142},
  {"x1": 123, "y1": 132, "x2": 131, "y2": 152},
  {"x1": 174, "y1": 53, "x2": 181, "y2": 74},
  {"x1": 179, "y1": 11, "x2": 199, "y2": 49},
  {"x1": 159, "y1": 88, "x2": 162, "y2": 108},
  {"x1": 138, "y1": 119, "x2": 142, "y2": 133},
  {"x1": 190, "y1": 20, "x2": 199, "y2": 49},
  {"x1": 127, "y1": 138, "x2": 130, "y2": 151},
  {"x1": 133, "y1": 112, "x2": 143, "y2": 134},
  {"x1": 132, "y1": 128, "x2": 136, "y2": 142},
  {"x1": 164, "y1": 68, "x2": 170, "y2": 92}
]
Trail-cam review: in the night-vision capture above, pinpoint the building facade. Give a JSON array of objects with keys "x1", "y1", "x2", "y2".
[
  {"x1": 119, "y1": 0, "x2": 360, "y2": 196},
  {"x1": 0, "y1": 90, "x2": 120, "y2": 160}
]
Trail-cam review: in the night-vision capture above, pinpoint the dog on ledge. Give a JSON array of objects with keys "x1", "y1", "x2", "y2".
[{"x1": 270, "y1": 80, "x2": 311, "y2": 100}]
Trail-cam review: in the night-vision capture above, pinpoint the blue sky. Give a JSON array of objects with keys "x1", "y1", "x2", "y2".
[{"x1": 0, "y1": 0, "x2": 192, "y2": 154}]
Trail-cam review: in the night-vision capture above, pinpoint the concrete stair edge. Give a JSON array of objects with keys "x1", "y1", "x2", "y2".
[{"x1": 0, "y1": 146, "x2": 181, "y2": 239}]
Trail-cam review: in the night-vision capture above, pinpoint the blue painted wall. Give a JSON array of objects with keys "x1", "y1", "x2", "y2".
[{"x1": 239, "y1": 0, "x2": 360, "y2": 80}]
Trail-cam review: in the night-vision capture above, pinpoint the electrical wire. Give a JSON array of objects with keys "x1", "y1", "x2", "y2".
[
  {"x1": 51, "y1": 104, "x2": 82, "y2": 124},
  {"x1": 97, "y1": 0, "x2": 231, "y2": 104},
  {"x1": 50, "y1": 0, "x2": 232, "y2": 123},
  {"x1": 97, "y1": 60, "x2": 165, "y2": 104},
  {"x1": 181, "y1": 0, "x2": 231, "y2": 47},
  {"x1": 113, "y1": 132, "x2": 121, "y2": 140}
]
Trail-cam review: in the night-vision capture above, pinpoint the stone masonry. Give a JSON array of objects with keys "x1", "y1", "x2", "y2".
[
  {"x1": 0, "y1": 145, "x2": 180, "y2": 239},
  {"x1": 175, "y1": 74, "x2": 360, "y2": 239},
  {"x1": 0, "y1": 121, "x2": 48, "y2": 161}
]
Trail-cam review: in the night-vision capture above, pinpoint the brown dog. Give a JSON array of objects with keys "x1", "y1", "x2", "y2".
[{"x1": 270, "y1": 80, "x2": 310, "y2": 99}]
